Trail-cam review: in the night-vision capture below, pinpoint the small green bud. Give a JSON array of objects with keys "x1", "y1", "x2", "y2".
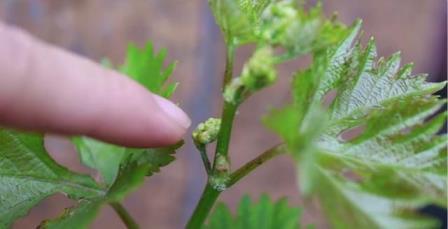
[
  {"x1": 192, "y1": 118, "x2": 221, "y2": 145},
  {"x1": 223, "y1": 78, "x2": 248, "y2": 104},
  {"x1": 223, "y1": 47, "x2": 276, "y2": 104},
  {"x1": 240, "y1": 47, "x2": 276, "y2": 90}
]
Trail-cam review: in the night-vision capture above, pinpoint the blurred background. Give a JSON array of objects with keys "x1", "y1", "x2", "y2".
[{"x1": 1, "y1": 0, "x2": 446, "y2": 228}]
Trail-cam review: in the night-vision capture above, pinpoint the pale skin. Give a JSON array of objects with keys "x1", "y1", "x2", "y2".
[{"x1": 0, "y1": 22, "x2": 190, "y2": 147}]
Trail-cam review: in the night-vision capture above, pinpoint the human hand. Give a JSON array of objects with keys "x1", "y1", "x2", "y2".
[{"x1": 0, "y1": 22, "x2": 190, "y2": 147}]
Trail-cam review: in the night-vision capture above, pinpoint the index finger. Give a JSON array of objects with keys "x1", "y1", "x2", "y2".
[{"x1": 0, "y1": 22, "x2": 190, "y2": 147}]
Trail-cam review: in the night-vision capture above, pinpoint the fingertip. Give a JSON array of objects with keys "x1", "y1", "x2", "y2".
[
  {"x1": 134, "y1": 94, "x2": 190, "y2": 147},
  {"x1": 153, "y1": 95, "x2": 191, "y2": 130},
  {"x1": 82, "y1": 85, "x2": 190, "y2": 148}
]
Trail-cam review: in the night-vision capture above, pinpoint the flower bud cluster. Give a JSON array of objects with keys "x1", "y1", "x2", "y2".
[
  {"x1": 240, "y1": 47, "x2": 276, "y2": 90},
  {"x1": 192, "y1": 118, "x2": 221, "y2": 145}
]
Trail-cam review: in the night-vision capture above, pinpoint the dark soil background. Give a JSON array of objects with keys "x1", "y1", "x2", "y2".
[{"x1": 1, "y1": 0, "x2": 446, "y2": 228}]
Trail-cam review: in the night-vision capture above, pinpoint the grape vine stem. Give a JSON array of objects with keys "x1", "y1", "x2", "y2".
[
  {"x1": 186, "y1": 39, "x2": 287, "y2": 228},
  {"x1": 227, "y1": 144, "x2": 287, "y2": 186},
  {"x1": 187, "y1": 42, "x2": 237, "y2": 228},
  {"x1": 110, "y1": 202, "x2": 139, "y2": 229}
]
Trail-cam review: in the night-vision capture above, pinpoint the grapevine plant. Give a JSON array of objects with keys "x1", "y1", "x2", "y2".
[{"x1": 0, "y1": 0, "x2": 446, "y2": 228}]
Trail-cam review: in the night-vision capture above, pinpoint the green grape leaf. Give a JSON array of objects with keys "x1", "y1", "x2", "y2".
[
  {"x1": 209, "y1": 0, "x2": 350, "y2": 59},
  {"x1": 208, "y1": 0, "x2": 271, "y2": 45},
  {"x1": 263, "y1": 104, "x2": 327, "y2": 194},
  {"x1": 0, "y1": 128, "x2": 179, "y2": 229},
  {"x1": 260, "y1": 2, "x2": 351, "y2": 60},
  {"x1": 73, "y1": 137, "x2": 180, "y2": 187},
  {"x1": 39, "y1": 143, "x2": 181, "y2": 228},
  {"x1": 73, "y1": 137, "x2": 125, "y2": 185},
  {"x1": 39, "y1": 165, "x2": 145, "y2": 229},
  {"x1": 120, "y1": 42, "x2": 177, "y2": 98},
  {"x1": 0, "y1": 129, "x2": 105, "y2": 228},
  {"x1": 205, "y1": 195, "x2": 303, "y2": 229},
  {"x1": 265, "y1": 19, "x2": 447, "y2": 228},
  {"x1": 106, "y1": 142, "x2": 181, "y2": 201}
]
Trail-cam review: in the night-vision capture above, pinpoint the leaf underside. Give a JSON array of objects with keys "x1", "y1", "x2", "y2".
[
  {"x1": 0, "y1": 130, "x2": 104, "y2": 228},
  {"x1": 265, "y1": 13, "x2": 447, "y2": 229}
]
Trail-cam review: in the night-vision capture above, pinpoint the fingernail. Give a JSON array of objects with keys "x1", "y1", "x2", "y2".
[{"x1": 154, "y1": 95, "x2": 191, "y2": 129}]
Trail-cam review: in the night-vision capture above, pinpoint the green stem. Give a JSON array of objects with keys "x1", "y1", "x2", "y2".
[
  {"x1": 186, "y1": 184, "x2": 221, "y2": 229},
  {"x1": 110, "y1": 202, "x2": 139, "y2": 229},
  {"x1": 222, "y1": 44, "x2": 235, "y2": 89},
  {"x1": 227, "y1": 144, "x2": 287, "y2": 187},
  {"x1": 215, "y1": 42, "x2": 236, "y2": 162},
  {"x1": 213, "y1": 102, "x2": 237, "y2": 163},
  {"x1": 197, "y1": 143, "x2": 212, "y2": 175},
  {"x1": 186, "y1": 44, "x2": 237, "y2": 228}
]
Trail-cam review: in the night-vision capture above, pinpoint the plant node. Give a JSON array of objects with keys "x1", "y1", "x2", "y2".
[{"x1": 209, "y1": 155, "x2": 231, "y2": 191}]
